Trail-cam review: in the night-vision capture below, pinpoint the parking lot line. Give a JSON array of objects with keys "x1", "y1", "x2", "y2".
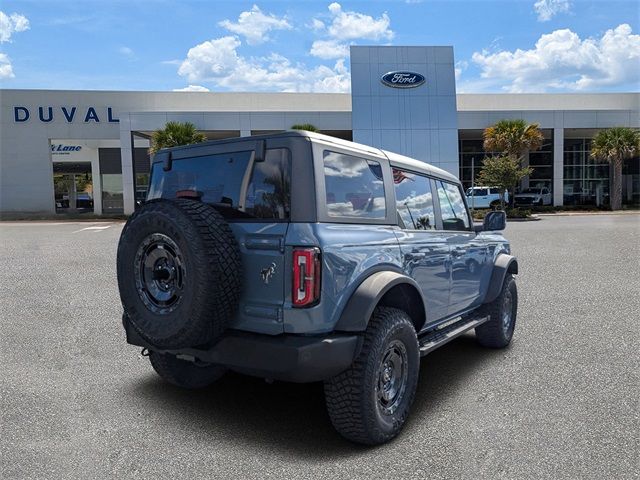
[{"x1": 72, "y1": 225, "x2": 113, "y2": 233}]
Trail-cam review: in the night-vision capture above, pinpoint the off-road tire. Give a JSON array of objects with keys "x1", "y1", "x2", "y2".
[
  {"x1": 475, "y1": 274, "x2": 517, "y2": 348},
  {"x1": 149, "y1": 351, "x2": 226, "y2": 389},
  {"x1": 324, "y1": 307, "x2": 419, "y2": 445},
  {"x1": 117, "y1": 199, "x2": 241, "y2": 349}
]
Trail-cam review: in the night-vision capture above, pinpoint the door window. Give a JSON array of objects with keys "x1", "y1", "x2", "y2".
[
  {"x1": 436, "y1": 181, "x2": 471, "y2": 231},
  {"x1": 392, "y1": 168, "x2": 435, "y2": 230}
]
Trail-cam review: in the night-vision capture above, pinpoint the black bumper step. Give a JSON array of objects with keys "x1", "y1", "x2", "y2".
[{"x1": 418, "y1": 315, "x2": 489, "y2": 356}]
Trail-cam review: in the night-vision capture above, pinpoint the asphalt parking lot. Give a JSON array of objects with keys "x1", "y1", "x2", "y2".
[{"x1": 1, "y1": 214, "x2": 638, "y2": 479}]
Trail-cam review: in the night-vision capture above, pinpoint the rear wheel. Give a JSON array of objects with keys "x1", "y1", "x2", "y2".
[
  {"x1": 149, "y1": 351, "x2": 226, "y2": 389},
  {"x1": 324, "y1": 307, "x2": 419, "y2": 445},
  {"x1": 475, "y1": 274, "x2": 517, "y2": 348}
]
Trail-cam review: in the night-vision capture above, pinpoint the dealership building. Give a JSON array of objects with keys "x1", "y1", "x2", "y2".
[{"x1": 1, "y1": 46, "x2": 638, "y2": 216}]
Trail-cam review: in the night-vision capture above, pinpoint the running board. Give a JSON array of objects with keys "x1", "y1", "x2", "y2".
[{"x1": 418, "y1": 315, "x2": 489, "y2": 356}]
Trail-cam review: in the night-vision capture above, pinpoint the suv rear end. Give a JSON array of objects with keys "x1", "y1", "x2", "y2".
[{"x1": 118, "y1": 132, "x2": 360, "y2": 383}]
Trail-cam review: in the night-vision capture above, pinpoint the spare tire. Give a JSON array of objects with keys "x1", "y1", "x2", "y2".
[{"x1": 117, "y1": 199, "x2": 241, "y2": 349}]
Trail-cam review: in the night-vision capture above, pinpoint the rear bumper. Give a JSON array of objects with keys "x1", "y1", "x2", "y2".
[{"x1": 123, "y1": 316, "x2": 360, "y2": 383}]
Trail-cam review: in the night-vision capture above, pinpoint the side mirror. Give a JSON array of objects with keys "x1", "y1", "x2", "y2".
[{"x1": 479, "y1": 210, "x2": 506, "y2": 232}]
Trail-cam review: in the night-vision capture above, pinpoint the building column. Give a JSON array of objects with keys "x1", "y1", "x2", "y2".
[
  {"x1": 91, "y1": 150, "x2": 102, "y2": 215},
  {"x1": 119, "y1": 114, "x2": 136, "y2": 215},
  {"x1": 553, "y1": 127, "x2": 564, "y2": 206},
  {"x1": 240, "y1": 129, "x2": 251, "y2": 137}
]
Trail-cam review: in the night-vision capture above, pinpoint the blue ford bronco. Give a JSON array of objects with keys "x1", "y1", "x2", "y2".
[{"x1": 117, "y1": 131, "x2": 518, "y2": 445}]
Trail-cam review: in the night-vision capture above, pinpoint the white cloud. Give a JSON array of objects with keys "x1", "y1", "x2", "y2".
[
  {"x1": 471, "y1": 24, "x2": 640, "y2": 92},
  {"x1": 308, "y1": 3, "x2": 394, "y2": 60},
  {"x1": 119, "y1": 46, "x2": 135, "y2": 58},
  {"x1": 310, "y1": 39, "x2": 350, "y2": 60},
  {"x1": 177, "y1": 3, "x2": 396, "y2": 92},
  {"x1": 219, "y1": 4, "x2": 291, "y2": 45},
  {"x1": 178, "y1": 36, "x2": 242, "y2": 81},
  {"x1": 309, "y1": 18, "x2": 325, "y2": 32},
  {"x1": 325, "y1": 3, "x2": 393, "y2": 41},
  {"x1": 0, "y1": 52, "x2": 14, "y2": 78},
  {"x1": 0, "y1": 11, "x2": 29, "y2": 43},
  {"x1": 455, "y1": 60, "x2": 468, "y2": 81},
  {"x1": 173, "y1": 85, "x2": 210, "y2": 92},
  {"x1": 533, "y1": 0, "x2": 570, "y2": 22},
  {"x1": 177, "y1": 36, "x2": 350, "y2": 92}
]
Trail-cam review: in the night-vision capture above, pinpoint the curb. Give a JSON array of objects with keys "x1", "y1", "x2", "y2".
[{"x1": 536, "y1": 211, "x2": 640, "y2": 217}]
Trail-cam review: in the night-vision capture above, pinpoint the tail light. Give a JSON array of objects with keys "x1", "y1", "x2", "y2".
[{"x1": 292, "y1": 247, "x2": 321, "y2": 307}]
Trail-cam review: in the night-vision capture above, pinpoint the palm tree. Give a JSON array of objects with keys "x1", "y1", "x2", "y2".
[
  {"x1": 483, "y1": 119, "x2": 544, "y2": 160},
  {"x1": 291, "y1": 123, "x2": 318, "y2": 132},
  {"x1": 149, "y1": 121, "x2": 207, "y2": 155},
  {"x1": 590, "y1": 127, "x2": 640, "y2": 210},
  {"x1": 482, "y1": 119, "x2": 544, "y2": 207}
]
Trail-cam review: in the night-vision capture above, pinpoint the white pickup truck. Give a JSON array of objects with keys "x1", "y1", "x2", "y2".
[
  {"x1": 465, "y1": 187, "x2": 508, "y2": 209},
  {"x1": 514, "y1": 187, "x2": 552, "y2": 206}
]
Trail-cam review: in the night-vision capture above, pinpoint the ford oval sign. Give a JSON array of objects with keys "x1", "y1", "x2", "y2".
[{"x1": 381, "y1": 71, "x2": 426, "y2": 88}]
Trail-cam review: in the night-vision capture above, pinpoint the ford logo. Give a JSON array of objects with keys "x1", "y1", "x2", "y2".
[{"x1": 381, "y1": 71, "x2": 426, "y2": 88}]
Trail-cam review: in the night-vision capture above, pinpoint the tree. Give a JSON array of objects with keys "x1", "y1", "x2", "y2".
[
  {"x1": 483, "y1": 119, "x2": 544, "y2": 159},
  {"x1": 590, "y1": 127, "x2": 640, "y2": 210},
  {"x1": 476, "y1": 156, "x2": 533, "y2": 210},
  {"x1": 482, "y1": 119, "x2": 544, "y2": 206},
  {"x1": 291, "y1": 123, "x2": 318, "y2": 132},
  {"x1": 149, "y1": 121, "x2": 207, "y2": 155}
]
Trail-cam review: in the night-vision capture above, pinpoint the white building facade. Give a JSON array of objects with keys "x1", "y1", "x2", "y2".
[{"x1": 1, "y1": 46, "x2": 638, "y2": 216}]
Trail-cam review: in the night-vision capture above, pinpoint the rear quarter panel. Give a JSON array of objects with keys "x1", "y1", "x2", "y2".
[{"x1": 283, "y1": 223, "x2": 402, "y2": 334}]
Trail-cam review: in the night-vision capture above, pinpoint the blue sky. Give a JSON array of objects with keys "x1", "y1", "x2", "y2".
[{"x1": 0, "y1": 0, "x2": 638, "y2": 93}]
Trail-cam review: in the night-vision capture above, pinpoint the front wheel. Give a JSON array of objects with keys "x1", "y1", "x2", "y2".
[
  {"x1": 475, "y1": 274, "x2": 517, "y2": 348},
  {"x1": 324, "y1": 307, "x2": 420, "y2": 445},
  {"x1": 149, "y1": 351, "x2": 227, "y2": 389}
]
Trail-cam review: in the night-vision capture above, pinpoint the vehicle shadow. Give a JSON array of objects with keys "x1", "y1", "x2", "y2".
[{"x1": 128, "y1": 333, "x2": 504, "y2": 457}]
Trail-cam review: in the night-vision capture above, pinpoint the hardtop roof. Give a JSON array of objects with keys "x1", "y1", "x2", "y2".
[{"x1": 158, "y1": 130, "x2": 460, "y2": 184}]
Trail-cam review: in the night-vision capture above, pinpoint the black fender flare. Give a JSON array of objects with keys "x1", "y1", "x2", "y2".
[
  {"x1": 334, "y1": 271, "x2": 427, "y2": 332},
  {"x1": 483, "y1": 254, "x2": 518, "y2": 304}
]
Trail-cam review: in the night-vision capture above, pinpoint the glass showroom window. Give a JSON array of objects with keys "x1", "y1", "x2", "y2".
[
  {"x1": 563, "y1": 138, "x2": 610, "y2": 206},
  {"x1": 622, "y1": 154, "x2": 640, "y2": 207},
  {"x1": 459, "y1": 131, "x2": 554, "y2": 194},
  {"x1": 102, "y1": 174, "x2": 124, "y2": 213},
  {"x1": 528, "y1": 134, "x2": 554, "y2": 192},
  {"x1": 459, "y1": 138, "x2": 491, "y2": 191}
]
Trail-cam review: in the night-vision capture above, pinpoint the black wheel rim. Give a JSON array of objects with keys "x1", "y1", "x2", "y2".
[
  {"x1": 134, "y1": 233, "x2": 185, "y2": 314},
  {"x1": 376, "y1": 340, "x2": 409, "y2": 416}
]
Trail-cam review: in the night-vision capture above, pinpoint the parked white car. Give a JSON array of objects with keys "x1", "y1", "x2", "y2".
[
  {"x1": 465, "y1": 187, "x2": 508, "y2": 209},
  {"x1": 514, "y1": 187, "x2": 552, "y2": 206}
]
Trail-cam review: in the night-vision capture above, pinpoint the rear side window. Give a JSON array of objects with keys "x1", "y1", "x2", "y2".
[
  {"x1": 393, "y1": 168, "x2": 435, "y2": 230},
  {"x1": 436, "y1": 181, "x2": 471, "y2": 231},
  {"x1": 323, "y1": 150, "x2": 386, "y2": 219},
  {"x1": 148, "y1": 148, "x2": 291, "y2": 220}
]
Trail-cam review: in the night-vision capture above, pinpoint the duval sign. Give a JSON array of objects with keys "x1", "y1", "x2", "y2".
[
  {"x1": 381, "y1": 71, "x2": 426, "y2": 88},
  {"x1": 13, "y1": 106, "x2": 119, "y2": 123}
]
